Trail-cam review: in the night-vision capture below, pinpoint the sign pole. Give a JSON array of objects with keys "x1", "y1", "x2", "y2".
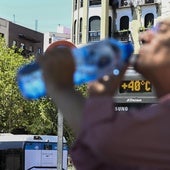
[{"x1": 57, "y1": 109, "x2": 63, "y2": 170}]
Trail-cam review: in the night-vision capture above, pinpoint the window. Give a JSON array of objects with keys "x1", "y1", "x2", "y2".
[
  {"x1": 80, "y1": 0, "x2": 83, "y2": 7},
  {"x1": 79, "y1": 18, "x2": 83, "y2": 43},
  {"x1": 89, "y1": 0, "x2": 101, "y2": 6},
  {"x1": 144, "y1": 13, "x2": 154, "y2": 28},
  {"x1": 75, "y1": 0, "x2": 77, "y2": 10},
  {"x1": 109, "y1": 17, "x2": 112, "y2": 37},
  {"x1": 121, "y1": 0, "x2": 129, "y2": 7},
  {"x1": 89, "y1": 16, "x2": 100, "y2": 42},
  {"x1": 73, "y1": 20, "x2": 77, "y2": 43},
  {"x1": 29, "y1": 46, "x2": 33, "y2": 52},
  {"x1": 12, "y1": 40, "x2": 17, "y2": 47},
  {"x1": 120, "y1": 16, "x2": 129, "y2": 30},
  {"x1": 145, "y1": 0, "x2": 154, "y2": 4},
  {"x1": 5, "y1": 152, "x2": 21, "y2": 170},
  {"x1": 0, "y1": 33, "x2": 4, "y2": 37},
  {"x1": 109, "y1": 0, "x2": 119, "y2": 8},
  {"x1": 38, "y1": 48, "x2": 41, "y2": 54},
  {"x1": 20, "y1": 43, "x2": 25, "y2": 50},
  {"x1": 49, "y1": 37, "x2": 52, "y2": 44},
  {"x1": 0, "y1": 147, "x2": 22, "y2": 170},
  {"x1": 115, "y1": 16, "x2": 130, "y2": 42}
]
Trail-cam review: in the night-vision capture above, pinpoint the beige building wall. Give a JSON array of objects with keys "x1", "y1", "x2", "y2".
[
  {"x1": 0, "y1": 18, "x2": 9, "y2": 45},
  {"x1": 72, "y1": 0, "x2": 170, "y2": 53},
  {"x1": 82, "y1": 0, "x2": 89, "y2": 45},
  {"x1": 100, "y1": 0, "x2": 109, "y2": 39}
]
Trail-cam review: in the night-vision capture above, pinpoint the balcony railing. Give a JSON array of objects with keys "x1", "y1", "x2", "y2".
[
  {"x1": 138, "y1": 27, "x2": 149, "y2": 32},
  {"x1": 80, "y1": 0, "x2": 83, "y2": 7},
  {"x1": 79, "y1": 32, "x2": 82, "y2": 44},
  {"x1": 73, "y1": 34, "x2": 76, "y2": 44},
  {"x1": 118, "y1": 0, "x2": 159, "y2": 8},
  {"x1": 136, "y1": 0, "x2": 159, "y2": 5},
  {"x1": 116, "y1": 0, "x2": 135, "y2": 8},
  {"x1": 145, "y1": 0, "x2": 154, "y2": 3},
  {"x1": 120, "y1": 0, "x2": 133, "y2": 7},
  {"x1": 0, "y1": 33, "x2": 4, "y2": 37},
  {"x1": 88, "y1": 31, "x2": 100, "y2": 42},
  {"x1": 113, "y1": 30, "x2": 131, "y2": 42},
  {"x1": 89, "y1": 0, "x2": 101, "y2": 6}
]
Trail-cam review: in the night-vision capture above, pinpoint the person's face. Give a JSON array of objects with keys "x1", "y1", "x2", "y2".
[{"x1": 134, "y1": 18, "x2": 170, "y2": 80}]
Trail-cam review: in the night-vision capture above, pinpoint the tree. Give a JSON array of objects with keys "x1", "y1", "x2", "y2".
[
  {"x1": 0, "y1": 37, "x2": 56, "y2": 134},
  {"x1": 0, "y1": 37, "x2": 88, "y2": 148}
]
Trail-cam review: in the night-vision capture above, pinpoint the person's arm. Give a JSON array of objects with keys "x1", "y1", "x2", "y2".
[
  {"x1": 38, "y1": 47, "x2": 85, "y2": 136},
  {"x1": 38, "y1": 45, "x2": 128, "y2": 136},
  {"x1": 48, "y1": 88, "x2": 85, "y2": 136}
]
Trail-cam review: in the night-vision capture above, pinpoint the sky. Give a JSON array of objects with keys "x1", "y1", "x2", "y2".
[{"x1": 0, "y1": 0, "x2": 72, "y2": 33}]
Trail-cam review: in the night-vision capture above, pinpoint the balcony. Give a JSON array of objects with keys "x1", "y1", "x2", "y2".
[
  {"x1": 116, "y1": 0, "x2": 159, "y2": 8},
  {"x1": 109, "y1": 0, "x2": 119, "y2": 8},
  {"x1": 0, "y1": 33, "x2": 4, "y2": 37},
  {"x1": 136, "y1": 0, "x2": 160, "y2": 6},
  {"x1": 79, "y1": 32, "x2": 82, "y2": 44},
  {"x1": 89, "y1": 0, "x2": 101, "y2": 6},
  {"x1": 113, "y1": 30, "x2": 131, "y2": 42},
  {"x1": 73, "y1": 34, "x2": 76, "y2": 44},
  {"x1": 119, "y1": 0, "x2": 133, "y2": 8},
  {"x1": 18, "y1": 34, "x2": 40, "y2": 43},
  {"x1": 145, "y1": 0, "x2": 154, "y2": 3},
  {"x1": 138, "y1": 27, "x2": 149, "y2": 33},
  {"x1": 88, "y1": 31, "x2": 100, "y2": 42},
  {"x1": 80, "y1": 0, "x2": 83, "y2": 7}
]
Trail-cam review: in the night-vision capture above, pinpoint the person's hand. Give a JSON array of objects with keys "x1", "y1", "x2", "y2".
[
  {"x1": 38, "y1": 47, "x2": 84, "y2": 136},
  {"x1": 87, "y1": 64, "x2": 128, "y2": 97},
  {"x1": 38, "y1": 47, "x2": 75, "y2": 94}
]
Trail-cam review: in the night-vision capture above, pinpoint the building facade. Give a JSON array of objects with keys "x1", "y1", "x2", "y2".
[
  {"x1": 72, "y1": 0, "x2": 170, "y2": 53},
  {"x1": 0, "y1": 18, "x2": 44, "y2": 57},
  {"x1": 44, "y1": 25, "x2": 71, "y2": 52}
]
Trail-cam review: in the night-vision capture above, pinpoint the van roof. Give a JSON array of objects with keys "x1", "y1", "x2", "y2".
[{"x1": 0, "y1": 133, "x2": 67, "y2": 143}]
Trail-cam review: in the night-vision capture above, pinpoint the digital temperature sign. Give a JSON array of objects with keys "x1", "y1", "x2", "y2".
[{"x1": 119, "y1": 80, "x2": 152, "y2": 93}]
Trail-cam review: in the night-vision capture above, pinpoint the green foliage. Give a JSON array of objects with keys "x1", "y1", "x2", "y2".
[
  {"x1": 118, "y1": 29, "x2": 130, "y2": 33},
  {"x1": 0, "y1": 37, "x2": 56, "y2": 134},
  {"x1": 147, "y1": 21, "x2": 153, "y2": 28},
  {"x1": 75, "y1": 84, "x2": 88, "y2": 97},
  {"x1": 138, "y1": 26, "x2": 148, "y2": 32}
]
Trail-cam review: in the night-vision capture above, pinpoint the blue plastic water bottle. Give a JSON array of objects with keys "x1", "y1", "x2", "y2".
[
  {"x1": 17, "y1": 38, "x2": 134, "y2": 100},
  {"x1": 73, "y1": 38, "x2": 133, "y2": 85}
]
